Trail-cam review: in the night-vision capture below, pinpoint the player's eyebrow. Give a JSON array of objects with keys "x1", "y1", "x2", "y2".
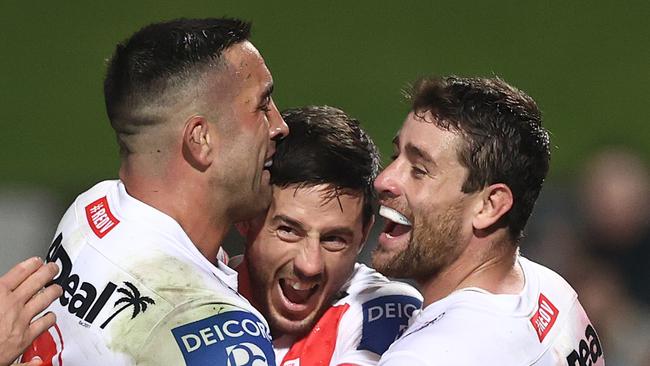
[
  {"x1": 260, "y1": 83, "x2": 274, "y2": 102},
  {"x1": 322, "y1": 227, "x2": 355, "y2": 239},
  {"x1": 404, "y1": 142, "x2": 437, "y2": 169},
  {"x1": 271, "y1": 214, "x2": 304, "y2": 231}
]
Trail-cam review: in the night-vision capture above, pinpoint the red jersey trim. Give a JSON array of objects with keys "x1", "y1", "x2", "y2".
[{"x1": 281, "y1": 304, "x2": 351, "y2": 366}]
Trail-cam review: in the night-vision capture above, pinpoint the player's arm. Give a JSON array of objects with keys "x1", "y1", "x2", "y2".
[
  {"x1": 334, "y1": 292, "x2": 422, "y2": 366},
  {"x1": 136, "y1": 302, "x2": 276, "y2": 366}
]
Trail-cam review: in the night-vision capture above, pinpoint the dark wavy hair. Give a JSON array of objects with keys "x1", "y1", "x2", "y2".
[
  {"x1": 271, "y1": 105, "x2": 381, "y2": 226},
  {"x1": 409, "y1": 76, "x2": 551, "y2": 241}
]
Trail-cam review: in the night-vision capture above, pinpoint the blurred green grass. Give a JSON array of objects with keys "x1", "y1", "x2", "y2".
[{"x1": 1, "y1": 1, "x2": 648, "y2": 203}]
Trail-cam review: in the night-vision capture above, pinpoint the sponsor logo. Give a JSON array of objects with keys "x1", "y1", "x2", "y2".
[
  {"x1": 567, "y1": 324, "x2": 603, "y2": 366},
  {"x1": 47, "y1": 233, "x2": 118, "y2": 324},
  {"x1": 225, "y1": 343, "x2": 268, "y2": 366},
  {"x1": 530, "y1": 293, "x2": 559, "y2": 342},
  {"x1": 85, "y1": 196, "x2": 119, "y2": 238},
  {"x1": 358, "y1": 295, "x2": 422, "y2": 355},
  {"x1": 46, "y1": 233, "x2": 153, "y2": 328},
  {"x1": 100, "y1": 281, "x2": 155, "y2": 329},
  {"x1": 172, "y1": 310, "x2": 275, "y2": 366}
]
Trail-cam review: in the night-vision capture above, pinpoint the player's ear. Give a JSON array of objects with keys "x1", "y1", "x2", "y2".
[
  {"x1": 234, "y1": 221, "x2": 251, "y2": 238},
  {"x1": 235, "y1": 216, "x2": 265, "y2": 241},
  {"x1": 358, "y1": 214, "x2": 375, "y2": 254},
  {"x1": 182, "y1": 115, "x2": 213, "y2": 171},
  {"x1": 472, "y1": 183, "x2": 513, "y2": 230}
]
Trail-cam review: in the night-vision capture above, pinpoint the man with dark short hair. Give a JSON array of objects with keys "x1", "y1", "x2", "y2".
[
  {"x1": 235, "y1": 106, "x2": 422, "y2": 365},
  {"x1": 374, "y1": 76, "x2": 604, "y2": 366},
  {"x1": 23, "y1": 18, "x2": 288, "y2": 366}
]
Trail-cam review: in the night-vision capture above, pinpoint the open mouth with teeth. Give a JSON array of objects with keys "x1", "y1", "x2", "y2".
[
  {"x1": 379, "y1": 205, "x2": 413, "y2": 239},
  {"x1": 277, "y1": 278, "x2": 320, "y2": 317},
  {"x1": 263, "y1": 158, "x2": 273, "y2": 171}
]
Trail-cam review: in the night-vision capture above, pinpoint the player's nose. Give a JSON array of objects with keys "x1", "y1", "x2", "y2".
[
  {"x1": 268, "y1": 100, "x2": 288, "y2": 141},
  {"x1": 374, "y1": 160, "x2": 403, "y2": 198},
  {"x1": 293, "y1": 239, "x2": 324, "y2": 279}
]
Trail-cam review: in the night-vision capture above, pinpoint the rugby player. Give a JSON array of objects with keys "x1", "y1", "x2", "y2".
[
  {"x1": 235, "y1": 106, "x2": 422, "y2": 366},
  {"x1": 374, "y1": 76, "x2": 604, "y2": 365},
  {"x1": 22, "y1": 18, "x2": 288, "y2": 365}
]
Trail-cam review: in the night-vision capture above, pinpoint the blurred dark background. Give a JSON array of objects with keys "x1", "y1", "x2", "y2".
[{"x1": 1, "y1": 2, "x2": 648, "y2": 365}]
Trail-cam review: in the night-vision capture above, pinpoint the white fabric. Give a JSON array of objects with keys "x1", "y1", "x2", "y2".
[
  {"x1": 378, "y1": 257, "x2": 605, "y2": 366},
  {"x1": 23, "y1": 180, "x2": 274, "y2": 366}
]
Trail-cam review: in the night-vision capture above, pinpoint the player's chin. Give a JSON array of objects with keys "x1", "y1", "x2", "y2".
[
  {"x1": 372, "y1": 239, "x2": 407, "y2": 274},
  {"x1": 271, "y1": 313, "x2": 319, "y2": 338}
]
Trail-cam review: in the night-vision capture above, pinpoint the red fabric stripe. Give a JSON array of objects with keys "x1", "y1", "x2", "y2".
[{"x1": 281, "y1": 303, "x2": 351, "y2": 366}]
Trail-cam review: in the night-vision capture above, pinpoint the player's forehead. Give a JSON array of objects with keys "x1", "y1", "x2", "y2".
[
  {"x1": 395, "y1": 112, "x2": 462, "y2": 162},
  {"x1": 268, "y1": 185, "x2": 364, "y2": 231},
  {"x1": 223, "y1": 41, "x2": 273, "y2": 87}
]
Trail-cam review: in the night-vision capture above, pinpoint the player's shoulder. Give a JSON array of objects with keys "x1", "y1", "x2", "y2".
[
  {"x1": 384, "y1": 305, "x2": 503, "y2": 366},
  {"x1": 137, "y1": 300, "x2": 276, "y2": 365},
  {"x1": 343, "y1": 263, "x2": 422, "y2": 302},
  {"x1": 520, "y1": 256, "x2": 577, "y2": 299},
  {"x1": 380, "y1": 315, "x2": 475, "y2": 366},
  {"x1": 341, "y1": 263, "x2": 422, "y2": 336},
  {"x1": 56, "y1": 180, "x2": 118, "y2": 229},
  {"x1": 335, "y1": 264, "x2": 422, "y2": 357}
]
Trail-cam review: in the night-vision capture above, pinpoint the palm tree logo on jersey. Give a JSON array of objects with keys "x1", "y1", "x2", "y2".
[{"x1": 100, "y1": 281, "x2": 155, "y2": 329}]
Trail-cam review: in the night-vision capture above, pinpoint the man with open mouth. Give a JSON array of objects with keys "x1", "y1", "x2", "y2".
[
  {"x1": 234, "y1": 105, "x2": 422, "y2": 366},
  {"x1": 374, "y1": 76, "x2": 604, "y2": 366}
]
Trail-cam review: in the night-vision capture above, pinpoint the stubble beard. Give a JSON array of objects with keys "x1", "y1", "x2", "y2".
[
  {"x1": 373, "y1": 202, "x2": 465, "y2": 282},
  {"x1": 227, "y1": 178, "x2": 272, "y2": 222}
]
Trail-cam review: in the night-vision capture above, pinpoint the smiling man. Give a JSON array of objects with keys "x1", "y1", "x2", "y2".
[
  {"x1": 236, "y1": 106, "x2": 422, "y2": 366},
  {"x1": 23, "y1": 18, "x2": 288, "y2": 366},
  {"x1": 374, "y1": 76, "x2": 604, "y2": 366}
]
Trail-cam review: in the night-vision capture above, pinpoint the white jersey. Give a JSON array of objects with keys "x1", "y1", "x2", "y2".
[
  {"x1": 378, "y1": 257, "x2": 604, "y2": 366},
  {"x1": 270, "y1": 263, "x2": 423, "y2": 366},
  {"x1": 22, "y1": 180, "x2": 276, "y2": 366}
]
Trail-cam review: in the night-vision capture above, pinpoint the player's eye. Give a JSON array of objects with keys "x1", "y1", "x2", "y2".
[
  {"x1": 411, "y1": 166, "x2": 428, "y2": 178},
  {"x1": 258, "y1": 97, "x2": 271, "y2": 113},
  {"x1": 321, "y1": 236, "x2": 348, "y2": 252},
  {"x1": 277, "y1": 225, "x2": 300, "y2": 242}
]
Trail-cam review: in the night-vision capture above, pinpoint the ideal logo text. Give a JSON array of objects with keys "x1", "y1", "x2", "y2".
[
  {"x1": 566, "y1": 324, "x2": 603, "y2": 366},
  {"x1": 47, "y1": 233, "x2": 117, "y2": 324}
]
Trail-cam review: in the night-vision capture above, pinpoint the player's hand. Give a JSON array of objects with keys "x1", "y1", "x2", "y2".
[
  {"x1": 14, "y1": 356, "x2": 44, "y2": 366},
  {"x1": 0, "y1": 257, "x2": 63, "y2": 366}
]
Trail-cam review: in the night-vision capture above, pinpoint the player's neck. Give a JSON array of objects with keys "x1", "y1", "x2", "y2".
[
  {"x1": 418, "y1": 236, "x2": 523, "y2": 308},
  {"x1": 120, "y1": 161, "x2": 230, "y2": 265}
]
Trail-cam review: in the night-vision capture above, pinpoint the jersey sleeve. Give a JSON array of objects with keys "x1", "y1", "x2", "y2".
[
  {"x1": 136, "y1": 301, "x2": 276, "y2": 366},
  {"x1": 378, "y1": 351, "x2": 432, "y2": 366},
  {"x1": 332, "y1": 284, "x2": 422, "y2": 365}
]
